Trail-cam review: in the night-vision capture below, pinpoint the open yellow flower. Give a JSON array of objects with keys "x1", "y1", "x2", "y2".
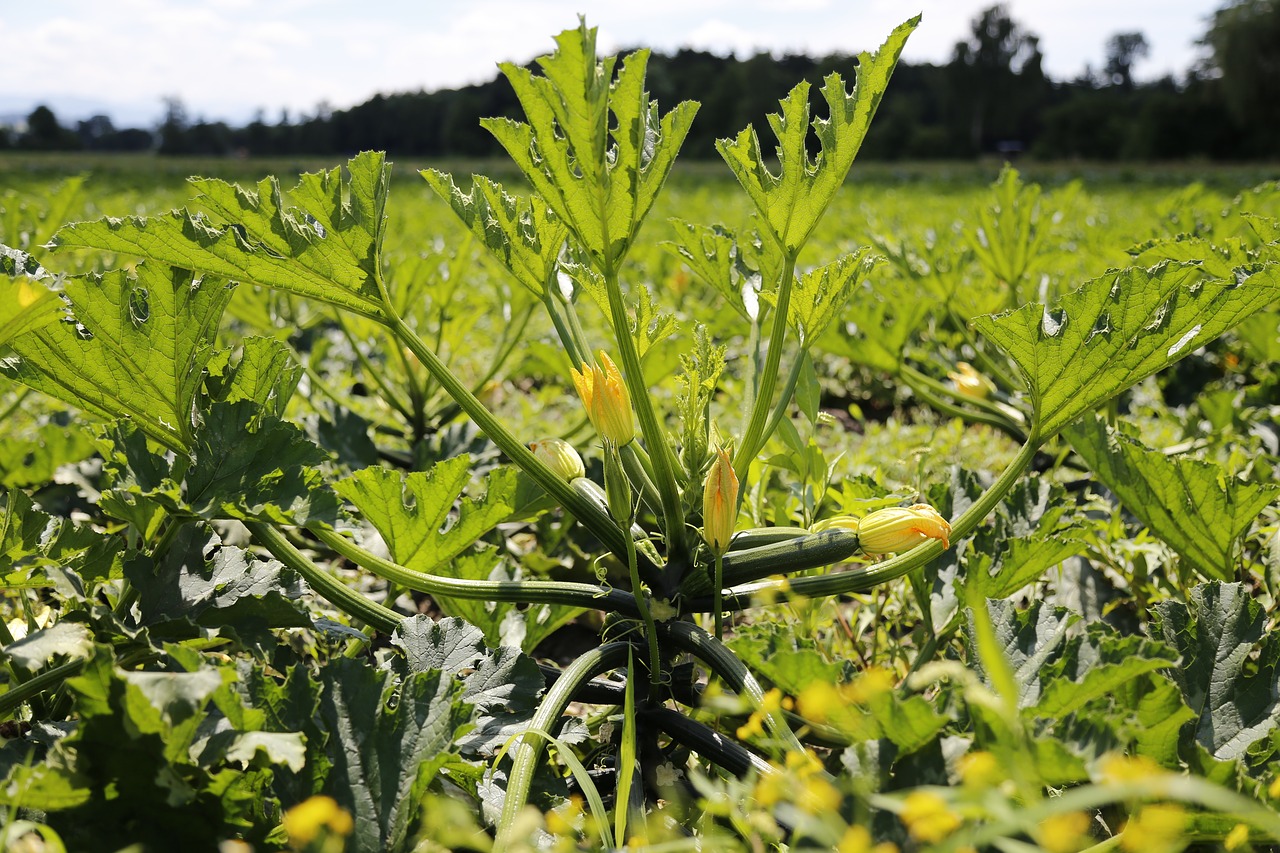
[
  {"x1": 570, "y1": 351, "x2": 634, "y2": 445},
  {"x1": 949, "y1": 361, "x2": 996, "y2": 400},
  {"x1": 702, "y1": 446, "x2": 738, "y2": 554},
  {"x1": 857, "y1": 504, "x2": 951, "y2": 554}
]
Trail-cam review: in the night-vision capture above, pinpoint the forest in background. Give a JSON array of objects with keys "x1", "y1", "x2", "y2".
[{"x1": 7, "y1": 1, "x2": 1279, "y2": 162}]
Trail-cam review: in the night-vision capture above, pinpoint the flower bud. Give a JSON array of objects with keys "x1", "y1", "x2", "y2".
[
  {"x1": 570, "y1": 351, "x2": 634, "y2": 446},
  {"x1": 702, "y1": 446, "x2": 739, "y2": 554},
  {"x1": 856, "y1": 503, "x2": 951, "y2": 554},
  {"x1": 528, "y1": 438, "x2": 585, "y2": 481},
  {"x1": 948, "y1": 362, "x2": 996, "y2": 400},
  {"x1": 603, "y1": 445, "x2": 633, "y2": 524}
]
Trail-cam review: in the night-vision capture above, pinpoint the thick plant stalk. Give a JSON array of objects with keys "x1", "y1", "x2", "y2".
[
  {"x1": 247, "y1": 522, "x2": 402, "y2": 634},
  {"x1": 656, "y1": 620, "x2": 804, "y2": 755},
  {"x1": 310, "y1": 526, "x2": 642, "y2": 618},
  {"x1": 734, "y1": 251, "x2": 798, "y2": 485},
  {"x1": 601, "y1": 266, "x2": 689, "y2": 566},
  {"x1": 495, "y1": 642, "x2": 632, "y2": 847},
  {"x1": 703, "y1": 435, "x2": 1043, "y2": 610}
]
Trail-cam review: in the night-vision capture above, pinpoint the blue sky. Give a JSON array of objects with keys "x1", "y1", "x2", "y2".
[{"x1": 2, "y1": 0, "x2": 1223, "y2": 127}]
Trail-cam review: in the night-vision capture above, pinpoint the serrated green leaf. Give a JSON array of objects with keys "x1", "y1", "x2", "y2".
[
  {"x1": 123, "y1": 525, "x2": 310, "y2": 647},
  {"x1": 336, "y1": 456, "x2": 516, "y2": 575},
  {"x1": 0, "y1": 418, "x2": 96, "y2": 489},
  {"x1": 964, "y1": 165, "x2": 1046, "y2": 298},
  {"x1": 973, "y1": 261, "x2": 1280, "y2": 437},
  {"x1": 484, "y1": 21, "x2": 698, "y2": 270},
  {"x1": 965, "y1": 600, "x2": 1077, "y2": 709},
  {"x1": 765, "y1": 249, "x2": 878, "y2": 345},
  {"x1": 1155, "y1": 582, "x2": 1280, "y2": 761},
  {"x1": 3, "y1": 265, "x2": 233, "y2": 451},
  {"x1": 1066, "y1": 416, "x2": 1279, "y2": 580},
  {"x1": 1033, "y1": 624, "x2": 1179, "y2": 718},
  {"x1": 312, "y1": 658, "x2": 470, "y2": 851},
  {"x1": 1, "y1": 622, "x2": 94, "y2": 670},
  {"x1": 421, "y1": 171, "x2": 566, "y2": 297},
  {"x1": 221, "y1": 731, "x2": 306, "y2": 773},
  {"x1": 184, "y1": 401, "x2": 342, "y2": 526},
  {"x1": 663, "y1": 220, "x2": 755, "y2": 320},
  {"x1": 715, "y1": 17, "x2": 917, "y2": 254},
  {"x1": 205, "y1": 336, "x2": 302, "y2": 419},
  {"x1": 50, "y1": 152, "x2": 390, "y2": 319},
  {"x1": 0, "y1": 275, "x2": 61, "y2": 347}
]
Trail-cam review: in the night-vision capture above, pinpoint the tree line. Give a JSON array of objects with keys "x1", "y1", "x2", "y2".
[{"x1": 5, "y1": 1, "x2": 1278, "y2": 161}]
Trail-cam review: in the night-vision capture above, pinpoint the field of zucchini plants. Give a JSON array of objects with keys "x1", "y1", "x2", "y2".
[{"x1": 3, "y1": 17, "x2": 1280, "y2": 853}]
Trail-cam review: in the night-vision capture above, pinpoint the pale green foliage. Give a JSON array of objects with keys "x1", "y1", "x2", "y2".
[
  {"x1": 336, "y1": 456, "x2": 516, "y2": 575},
  {"x1": 973, "y1": 260, "x2": 1280, "y2": 437},
  {"x1": 1066, "y1": 417, "x2": 1279, "y2": 581},
  {"x1": 716, "y1": 16, "x2": 918, "y2": 255},
  {"x1": 964, "y1": 165, "x2": 1046, "y2": 301},
  {"x1": 52, "y1": 152, "x2": 391, "y2": 319},
  {"x1": 819, "y1": 276, "x2": 930, "y2": 373},
  {"x1": 204, "y1": 336, "x2": 302, "y2": 420},
  {"x1": 483, "y1": 20, "x2": 698, "y2": 271},
  {"x1": 676, "y1": 325, "x2": 728, "y2": 485},
  {"x1": 2, "y1": 264, "x2": 233, "y2": 451},
  {"x1": 421, "y1": 171, "x2": 568, "y2": 297},
  {"x1": 766, "y1": 249, "x2": 878, "y2": 345}
]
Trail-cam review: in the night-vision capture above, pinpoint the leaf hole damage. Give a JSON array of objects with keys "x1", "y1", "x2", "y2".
[{"x1": 1040, "y1": 306, "x2": 1066, "y2": 338}]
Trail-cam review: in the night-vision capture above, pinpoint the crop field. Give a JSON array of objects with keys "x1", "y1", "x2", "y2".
[{"x1": 2, "y1": 18, "x2": 1280, "y2": 853}]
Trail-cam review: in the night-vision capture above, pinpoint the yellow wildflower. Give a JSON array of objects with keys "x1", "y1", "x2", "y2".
[
  {"x1": 1120, "y1": 804, "x2": 1186, "y2": 853},
  {"x1": 948, "y1": 362, "x2": 996, "y2": 400},
  {"x1": 900, "y1": 791, "x2": 961, "y2": 843},
  {"x1": 283, "y1": 796, "x2": 353, "y2": 848},
  {"x1": 1038, "y1": 811, "x2": 1093, "y2": 853}
]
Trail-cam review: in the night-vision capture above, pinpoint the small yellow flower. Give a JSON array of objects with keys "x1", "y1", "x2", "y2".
[
  {"x1": 1100, "y1": 753, "x2": 1163, "y2": 785},
  {"x1": 958, "y1": 751, "x2": 1003, "y2": 788},
  {"x1": 1224, "y1": 823, "x2": 1250, "y2": 851},
  {"x1": 1038, "y1": 811, "x2": 1093, "y2": 853},
  {"x1": 900, "y1": 791, "x2": 961, "y2": 843},
  {"x1": 702, "y1": 446, "x2": 739, "y2": 554},
  {"x1": 1120, "y1": 804, "x2": 1186, "y2": 853},
  {"x1": 856, "y1": 504, "x2": 951, "y2": 554},
  {"x1": 949, "y1": 362, "x2": 996, "y2": 400},
  {"x1": 283, "y1": 796, "x2": 353, "y2": 847},
  {"x1": 796, "y1": 681, "x2": 840, "y2": 724},
  {"x1": 1269, "y1": 776, "x2": 1280, "y2": 799},
  {"x1": 570, "y1": 351, "x2": 634, "y2": 445},
  {"x1": 529, "y1": 437, "x2": 585, "y2": 481}
]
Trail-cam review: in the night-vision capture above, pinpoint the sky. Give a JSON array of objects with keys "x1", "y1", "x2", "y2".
[{"x1": 1, "y1": 0, "x2": 1225, "y2": 128}]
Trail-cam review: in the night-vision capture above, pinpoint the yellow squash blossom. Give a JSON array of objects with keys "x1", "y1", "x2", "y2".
[
  {"x1": 702, "y1": 446, "x2": 738, "y2": 554},
  {"x1": 570, "y1": 351, "x2": 634, "y2": 445},
  {"x1": 857, "y1": 504, "x2": 952, "y2": 554}
]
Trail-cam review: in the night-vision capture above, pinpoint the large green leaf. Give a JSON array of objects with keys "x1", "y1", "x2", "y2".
[
  {"x1": 483, "y1": 21, "x2": 698, "y2": 270},
  {"x1": 3, "y1": 264, "x2": 233, "y2": 451},
  {"x1": 421, "y1": 172, "x2": 567, "y2": 298},
  {"x1": 50, "y1": 152, "x2": 390, "y2": 319},
  {"x1": 716, "y1": 17, "x2": 918, "y2": 254},
  {"x1": 1066, "y1": 417, "x2": 1279, "y2": 580},
  {"x1": 763, "y1": 248, "x2": 878, "y2": 346},
  {"x1": 204, "y1": 336, "x2": 302, "y2": 419},
  {"x1": 335, "y1": 456, "x2": 516, "y2": 575},
  {"x1": 1155, "y1": 582, "x2": 1280, "y2": 761},
  {"x1": 0, "y1": 249, "x2": 61, "y2": 347},
  {"x1": 315, "y1": 659, "x2": 470, "y2": 852},
  {"x1": 973, "y1": 260, "x2": 1280, "y2": 438},
  {"x1": 123, "y1": 525, "x2": 310, "y2": 650}
]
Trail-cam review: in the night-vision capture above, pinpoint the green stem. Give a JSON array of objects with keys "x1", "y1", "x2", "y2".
[
  {"x1": 713, "y1": 551, "x2": 725, "y2": 640},
  {"x1": 310, "y1": 526, "x2": 642, "y2": 617},
  {"x1": 759, "y1": 348, "x2": 808, "y2": 454},
  {"x1": 734, "y1": 251, "x2": 797, "y2": 485},
  {"x1": 247, "y1": 522, "x2": 401, "y2": 634},
  {"x1": 901, "y1": 363, "x2": 1025, "y2": 427},
  {"x1": 716, "y1": 434, "x2": 1042, "y2": 608},
  {"x1": 619, "y1": 443, "x2": 662, "y2": 518},
  {"x1": 386, "y1": 311, "x2": 632, "y2": 563},
  {"x1": 903, "y1": 370, "x2": 1027, "y2": 443},
  {"x1": 601, "y1": 265, "x2": 688, "y2": 568},
  {"x1": 625, "y1": 526, "x2": 662, "y2": 693},
  {"x1": 496, "y1": 642, "x2": 632, "y2": 846},
  {"x1": 656, "y1": 620, "x2": 804, "y2": 755},
  {"x1": 0, "y1": 658, "x2": 84, "y2": 718},
  {"x1": 335, "y1": 313, "x2": 414, "y2": 422},
  {"x1": 471, "y1": 302, "x2": 535, "y2": 392}
]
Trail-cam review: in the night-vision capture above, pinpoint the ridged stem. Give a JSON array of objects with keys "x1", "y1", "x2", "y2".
[{"x1": 734, "y1": 251, "x2": 798, "y2": 486}]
